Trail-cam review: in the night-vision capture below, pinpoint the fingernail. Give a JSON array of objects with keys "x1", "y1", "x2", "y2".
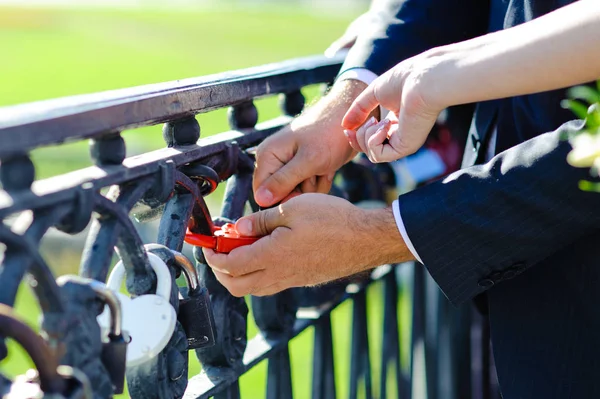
[
  {"x1": 237, "y1": 219, "x2": 252, "y2": 235},
  {"x1": 326, "y1": 172, "x2": 335, "y2": 182},
  {"x1": 365, "y1": 116, "x2": 378, "y2": 128},
  {"x1": 343, "y1": 129, "x2": 351, "y2": 137},
  {"x1": 256, "y1": 187, "x2": 273, "y2": 204},
  {"x1": 374, "y1": 118, "x2": 391, "y2": 134}
]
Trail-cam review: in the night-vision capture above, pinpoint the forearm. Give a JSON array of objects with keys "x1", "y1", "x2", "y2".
[
  {"x1": 300, "y1": 79, "x2": 366, "y2": 124},
  {"x1": 299, "y1": 78, "x2": 381, "y2": 135},
  {"x1": 428, "y1": 0, "x2": 600, "y2": 108},
  {"x1": 359, "y1": 207, "x2": 416, "y2": 268}
]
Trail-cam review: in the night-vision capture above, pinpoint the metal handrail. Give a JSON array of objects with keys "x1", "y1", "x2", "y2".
[
  {"x1": 0, "y1": 54, "x2": 344, "y2": 158},
  {"x1": 0, "y1": 51, "x2": 493, "y2": 399}
]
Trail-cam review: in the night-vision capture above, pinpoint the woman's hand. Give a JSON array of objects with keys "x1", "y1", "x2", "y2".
[
  {"x1": 343, "y1": 0, "x2": 600, "y2": 164},
  {"x1": 341, "y1": 50, "x2": 447, "y2": 163}
]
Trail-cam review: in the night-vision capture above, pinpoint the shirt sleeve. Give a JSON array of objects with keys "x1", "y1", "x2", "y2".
[
  {"x1": 336, "y1": 68, "x2": 378, "y2": 86},
  {"x1": 392, "y1": 199, "x2": 424, "y2": 264}
]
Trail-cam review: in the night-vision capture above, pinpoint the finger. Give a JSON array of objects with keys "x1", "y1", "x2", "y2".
[
  {"x1": 255, "y1": 155, "x2": 309, "y2": 207},
  {"x1": 356, "y1": 125, "x2": 367, "y2": 154},
  {"x1": 366, "y1": 119, "x2": 393, "y2": 162},
  {"x1": 390, "y1": 105, "x2": 439, "y2": 159},
  {"x1": 235, "y1": 207, "x2": 287, "y2": 237},
  {"x1": 342, "y1": 85, "x2": 381, "y2": 130},
  {"x1": 253, "y1": 137, "x2": 289, "y2": 205},
  {"x1": 300, "y1": 176, "x2": 318, "y2": 193},
  {"x1": 316, "y1": 175, "x2": 333, "y2": 194},
  {"x1": 357, "y1": 117, "x2": 379, "y2": 154},
  {"x1": 203, "y1": 244, "x2": 266, "y2": 278},
  {"x1": 375, "y1": 125, "x2": 406, "y2": 163},
  {"x1": 212, "y1": 268, "x2": 268, "y2": 297},
  {"x1": 343, "y1": 129, "x2": 361, "y2": 152},
  {"x1": 201, "y1": 249, "x2": 233, "y2": 275}
]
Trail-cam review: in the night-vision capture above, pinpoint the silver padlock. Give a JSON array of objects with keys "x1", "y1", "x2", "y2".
[{"x1": 98, "y1": 252, "x2": 177, "y2": 367}]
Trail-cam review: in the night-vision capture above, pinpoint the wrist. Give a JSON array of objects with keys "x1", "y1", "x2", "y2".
[
  {"x1": 291, "y1": 79, "x2": 365, "y2": 160},
  {"x1": 355, "y1": 207, "x2": 415, "y2": 268},
  {"x1": 416, "y1": 46, "x2": 463, "y2": 112},
  {"x1": 419, "y1": 34, "x2": 509, "y2": 109}
]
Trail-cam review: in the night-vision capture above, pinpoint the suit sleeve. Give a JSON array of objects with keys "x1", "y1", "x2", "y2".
[
  {"x1": 341, "y1": 0, "x2": 491, "y2": 76},
  {"x1": 398, "y1": 120, "x2": 600, "y2": 305}
]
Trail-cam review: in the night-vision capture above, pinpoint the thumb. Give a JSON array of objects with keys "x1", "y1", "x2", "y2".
[
  {"x1": 342, "y1": 85, "x2": 380, "y2": 131},
  {"x1": 235, "y1": 207, "x2": 284, "y2": 237},
  {"x1": 255, "y1": 155, "x2": 307, "y2": 207}
]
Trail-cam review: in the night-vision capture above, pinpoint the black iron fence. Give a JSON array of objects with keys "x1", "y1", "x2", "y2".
[{"x1": 0, "y1": 53, "x2": 495, "y2": 399}]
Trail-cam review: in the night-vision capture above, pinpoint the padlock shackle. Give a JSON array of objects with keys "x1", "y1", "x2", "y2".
[
  {"x1": 171, "y1": 250, "x2": 199, "y2": 293},
  {"x1": 0, "y1": 304, "x2": 65, "y2": 394},
  {"x1": 107, "y1": 252, "x2": 172, "y2": 301},
  {"x1": 175, "y1": 169, "x2": 217, "y2": 237},
  {"x1": 88, "y1": 280, "x2": 122, "y2": 337}
]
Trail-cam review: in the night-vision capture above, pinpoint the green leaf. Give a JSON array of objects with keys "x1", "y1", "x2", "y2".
[
  {"x1": 561, "y1": 99, "x2": 590, "y2": 120},
  {"x1": 578, "y1": 180, "x2": 600, "y2": 193},
  {"x1": 567, "y1": 86, "x2": 600, "y2": 105},
  {"x1": 587, "y1": 104, "x2": 600, "y2": 130}
]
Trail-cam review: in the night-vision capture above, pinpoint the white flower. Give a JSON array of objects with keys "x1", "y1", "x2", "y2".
[{"x1": 567, "y1": 132, "x2": 600, "y2": 168}]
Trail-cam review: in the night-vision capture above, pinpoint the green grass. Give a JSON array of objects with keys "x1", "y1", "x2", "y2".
[
  {"x1": 0, "y1": 5, "x2": 354, "y2": 178},
  {"x1": 0, "y1": 4, "x2": 413, "y2": 398}
]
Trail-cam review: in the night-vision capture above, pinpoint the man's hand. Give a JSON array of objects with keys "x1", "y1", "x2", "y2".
[
  {"x1": 253, "y1": 80, "x2": 366, "y2": 207},
  {"x1": 203, "y1": 194, "x2": 414, "y2": 297}
]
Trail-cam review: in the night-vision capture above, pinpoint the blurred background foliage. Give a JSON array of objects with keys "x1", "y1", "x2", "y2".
[
  {"x1": 0, "y1": 2, "x2": 412, "y2": 398},
  {"x1": 562, "y1": 83, "x2": 600, "y2": 192}
]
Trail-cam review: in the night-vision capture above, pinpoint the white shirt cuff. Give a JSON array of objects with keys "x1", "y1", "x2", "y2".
[
  {"x1": 336, "y1": 68, "x2": 378, "y2": 86},
  {"x1": 392, "y1": 199, "x2": 424, "y2": 264}
]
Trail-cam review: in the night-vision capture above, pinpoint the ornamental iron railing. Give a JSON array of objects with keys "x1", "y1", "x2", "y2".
[{"x1": 0, "y1": 53, "x2": 497, "y2": 399}]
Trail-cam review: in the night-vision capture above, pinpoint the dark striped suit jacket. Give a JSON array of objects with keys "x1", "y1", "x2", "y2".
[{"x1": 341, "y1": 0, "x2": 600, "y2": 397}]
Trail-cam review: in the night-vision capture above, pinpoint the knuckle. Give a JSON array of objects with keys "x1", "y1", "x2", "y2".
[
  {"x1": 228, "y1": 267, "x2": 243, "y2": 278},
  {"x1": 255, "y1": 140, "x2": 270, "y2": 162},
  {"x1": 393, "y1": 136, "x2": 411, "y2": 157},
  {"x1": 247, "y1": 283, "x2": 262, "y2": 297},
  {"x1": 229, "y1": 285, "x2": 247, "y2": 298},
  {"x1": 256, "y1": 212, "x2": 270, "y2": 235},
  {"x1": 229, "y1": 289, "x2": 246, "y2": 298},
  {"x1": 213, "y1": 271, "x2": 229, "y2": 287},
  {"x1": 268, "y1": 170, "x2": 289, "y2": 187}
]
